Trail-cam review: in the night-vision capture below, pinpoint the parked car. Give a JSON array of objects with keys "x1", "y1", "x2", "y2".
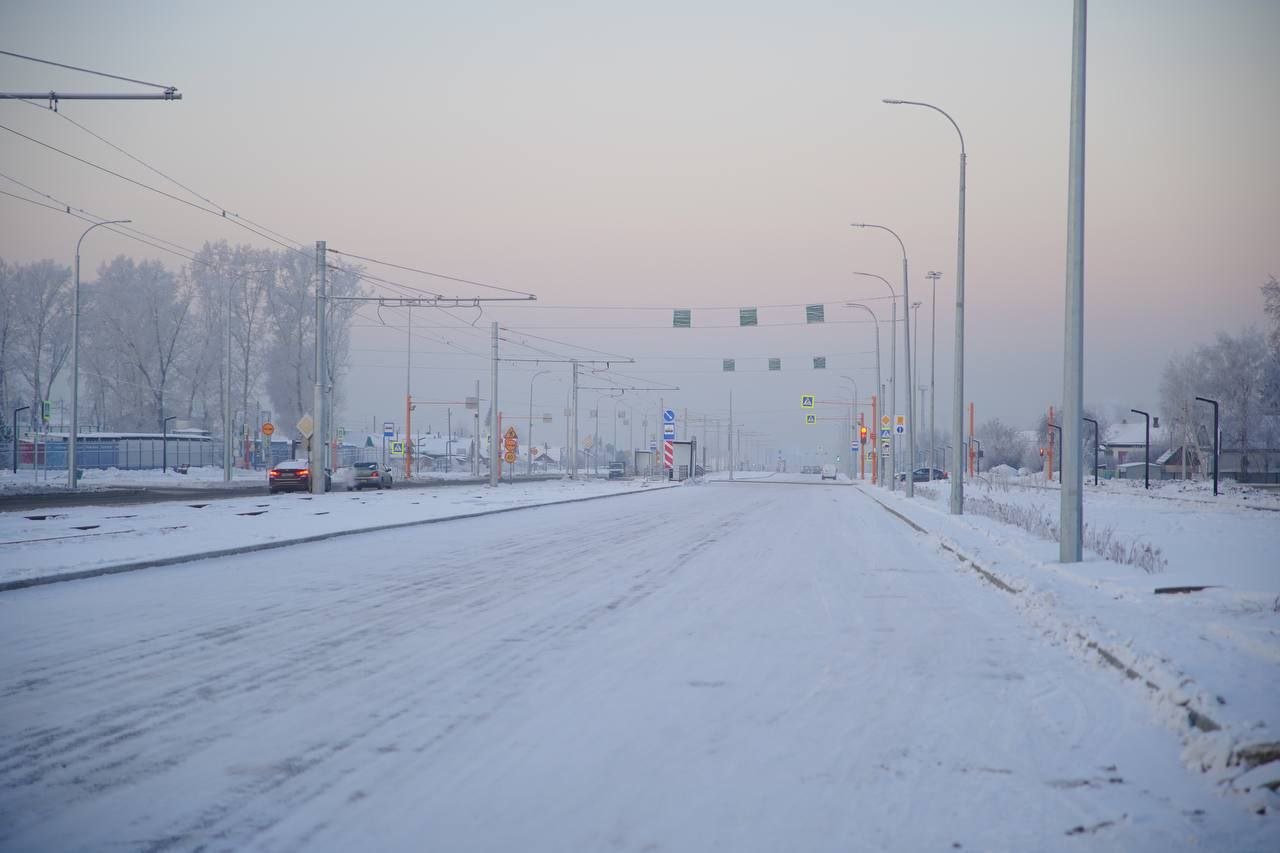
[
  {"x1": 269, "y1": 459, "x2": 331, "y2": 494},
  {"x1": 896, "y1": 467, "x2": 948, "y2": 483},
  {"x1": 607, "y1": 461, "x2": 626, "y2": 479},
  {"x1": 820, "y1": 463, "x2": 837, "y2": 480},
  {"x1": 351, "y1": 461, "x2": 394, "y2": 490}
]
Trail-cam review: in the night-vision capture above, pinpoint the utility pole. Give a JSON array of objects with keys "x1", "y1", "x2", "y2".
[
  {"x1": 474, "y1": 379, "x2": 480, "y2": 478},
  {"x1": 310, "y1": 240, "x2": 327, "y2": 495},
  {"x1": 405, "y1": 306, "x2": 413, "y2": 482},
  {"x1": 1061, "y1": 0, "x2": 1088, "y2": 561},
  {"x1": 572, "y1": 360, "x2": 580, "y2": 478},
  {"x1": 490, "y1": 321, "x2": 499, "y2": 487},
  {"x1": 926, "y1": 271, "x2": 941, "y2": 477},
  {"x1": 728, "y1": 392, "x2": 734, "y2": 481}
]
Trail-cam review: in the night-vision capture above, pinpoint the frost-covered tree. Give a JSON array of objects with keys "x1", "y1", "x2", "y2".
[
  {"x1": 91, "y1": 256, "x2": 192, "y2": 431},
  {"x1": 11, "y1": 260, "x2": 73, "y2": 430},
  {"x1": 976, "y1": 418, "x2": 1023, "y2": 470},
  {"x1": 263, "y1": 250, "x2": 362, "y2": 434}
]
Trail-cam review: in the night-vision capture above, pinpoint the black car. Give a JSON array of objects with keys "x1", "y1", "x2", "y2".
[
  {"x1": 896, "y1": 467, "x2": 948, "y2": 483},
  {"x1": 607, "y1": 461, "x2": 626, "y2": 479},
  {"x1": 269, "y1": 459, "x2": 332, "y2": 493}
]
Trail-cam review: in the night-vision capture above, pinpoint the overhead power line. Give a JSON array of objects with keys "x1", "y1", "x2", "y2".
[
  {"x1": 0, "y1": 49, "x2": 176, "y2": 90},
  {"x1": 327, "y1": 247, "x2": 535, "y2": 299}
]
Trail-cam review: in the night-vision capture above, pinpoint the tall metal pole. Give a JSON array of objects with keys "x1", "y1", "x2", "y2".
[
  {"x1": 850, "y1": 271, "x2": 895, "y2": 488},
  {"x1": 1187, "y1": 397, "x2": 1218, "y2": 494},
  {"x1": 845, "y1": 302, "x2": 881, "y2": 483},
  {"x1": 528, "y1": 369, "x2": 549, "y2": 475},
  {"x1": 1131, "y1": 408, "x2": 1151, "y2": 489},
  {"x1": 882, "y1": 98, "x2": 966, "y2": 514},
  {"x1": 728, "y1": 391, "x2": 734, "y2": 481},
  {"x1": 311, "y1": 241, "x2": 327, "y2": 494},
  {"x1": 1060, "y1": 0, "x2": 1088, "y2": 561},
  {"x1": 405, "y1": 306, "x2": 413, "y2": 481},
  {"x1": 224, "y1": 274, "x2": 234, "y2": 482},
  {"x1": 571, "y1": 359, "x2": 580, "y2": 479},
  {"x1": 1083, "y1": 416, "x2": 1099, "y2": 487},
  {"x1": 927, "y1": 271, "x2": 941, "y2": 476},
  {"x1": 851, "y1": 226, "x2": 912, "y2": 497},
  {"x1": 69, "y1": 219, "x2": 129, "y2": 489},
  {"x1": 489, "y1": 321, "x2": 499, "y2": 487}
]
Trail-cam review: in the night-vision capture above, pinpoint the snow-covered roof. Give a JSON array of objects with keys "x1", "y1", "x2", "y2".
[{"x1": 1104, "y1": 421, "x2": 1167, "y2": 447}]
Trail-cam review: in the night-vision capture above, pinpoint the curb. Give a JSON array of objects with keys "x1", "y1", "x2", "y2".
[
  {"x1": 1, "y1": 483, "x2": 679, "y2": 593},
  {"x1": 854, "y1": 486, "x2": 1231, "y2": 739}
]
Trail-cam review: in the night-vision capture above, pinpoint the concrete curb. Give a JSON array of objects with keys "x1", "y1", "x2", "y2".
[
  {"x1": 0, "y1": 483, "x2": 679, "y2": 593},
  {"x1": 854, "y1": 486, "x2": 1232, "y2": 739}
]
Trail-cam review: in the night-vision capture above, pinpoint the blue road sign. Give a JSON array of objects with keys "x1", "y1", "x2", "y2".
[
  {"x1": 663, "y1": 409, "x2": 675, "y2": 424},
  {"x1": 383, "y1": 421, "x2": 395, "y2": 438},
  {"x1": 879, "y1": 427, "x2": 891, "y2": 440},
  {"x1": 663, "y1": 424, "x2": 676, "y2": 439},
  {"x1": 649, "y1": 440, "x2": 657, "y2": 451}
]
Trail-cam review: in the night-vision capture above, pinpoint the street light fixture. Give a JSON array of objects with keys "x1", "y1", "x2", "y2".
[
  {"x1": 850, "y1": 271, "x2": 897, "y2": 488},
  {"x1": 12, "y1": 405, "x2": 30, "y2": 474},
  {"x1": 69, "y1": 219, "x2": 130, "y2": 489},
  {"x1": 527, "y1": 369, "x2": 551, "y2": 475},
  {"x1": 1194, "y1": 396, "x2": 1219, "y2": 496},
  {"x1": 162, "y1": 415, "x2": 178, "y2": 474},
  {"x1": 882, "y1": 97, "x2": 966, "y2": 515},
  {"x1": 841, "y1": 305, "x2": 881, "y2": 481},
  {"x1": 852, "y1": 225, "x2": 915, "y2": 497}
]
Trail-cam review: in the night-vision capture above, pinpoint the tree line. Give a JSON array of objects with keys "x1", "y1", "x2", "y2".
[
  {"x1": 0, "y1": 241, "x2": 364, "y2": 441},
  {"x1": 974, "y1": 276, "x2": 1280, "y2": 473}
]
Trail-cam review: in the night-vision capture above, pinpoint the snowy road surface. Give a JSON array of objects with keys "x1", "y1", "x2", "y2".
[{"x1": 1, "y1": 481, "x2": 1272, "y2": 851}]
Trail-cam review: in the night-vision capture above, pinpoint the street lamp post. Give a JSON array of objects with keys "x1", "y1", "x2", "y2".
[
  {"x1": 528, "y1": 369, "x2": 550, "y2": 475},
  {"x1": 840, "y1": 374, "x2": 859, "y2": 479},
  {"x1": 162, "y1": 415, "x2": 177, "y2": 474},
  {"x1": 1192, "y1": 394, "x2": 1213, "y2": 494},
  {"x1": 926, "y1": 271, "x2": 941, "y2": 481},
  {"x1": 850, "y1": 272, "x2": 896, "y2": 488},
  {"x1": 1082, "y1": 416, "x2": 1100, "y2": 486},
  {"x1": 852, "y1": 225, "x2": 915, "y2": 498},
  {"x1": 1130, "y1": 408, "x2": 1151, "y2": 489},
  {"x1": 1047, "y1": 423, "x2": 1063, "y2": 480},
  {"x1": 12, "y1": 405, "x2": 30, "y2": 474},
  {"x1": 842, "y1": 305, "x2": 881, "y2": 481},
  {"x1": 70, "y1": 219, "x2": 130, "y2": 489},
  {"x1": 883, "y1": 98, "x2": 965, "y2": 514}
]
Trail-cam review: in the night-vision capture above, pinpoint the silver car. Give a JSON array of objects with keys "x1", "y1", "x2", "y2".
[{"x1": 351, "y1": 461, "x2": 394, "y2": 490}]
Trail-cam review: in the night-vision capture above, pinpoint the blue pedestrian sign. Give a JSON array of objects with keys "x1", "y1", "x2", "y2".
[
  {"x1": 663, "y1": 409, "x2": 675, "y2": 424},
  {"x1": 879, "y1": 427, "x2": 891, "y2": 440}
]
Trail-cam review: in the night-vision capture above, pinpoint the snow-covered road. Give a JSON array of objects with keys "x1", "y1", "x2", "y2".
[{"x1": 1, "y1": 480, "x2": 1272, "y2": 851}]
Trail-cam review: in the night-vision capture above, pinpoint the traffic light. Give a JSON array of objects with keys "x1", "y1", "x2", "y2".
[{"x1": 859, "y1": 425, "x2": 868, "y2": 441}]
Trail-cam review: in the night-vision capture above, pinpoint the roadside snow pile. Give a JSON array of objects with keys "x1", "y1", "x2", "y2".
[{"x1": 869, "y1": 481, "x2": 1280, "y2": 810}]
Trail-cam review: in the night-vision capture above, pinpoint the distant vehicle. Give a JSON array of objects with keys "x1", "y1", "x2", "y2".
[
  {"x1": 801, "y1": 465, "x2": 818, "y2": 475},
  {"x1": 607, "y1": 461, "x2": 626, "y2": 479},
  {"x1": 820, "y1": 464, "x2": 837, "y2": 481},
  {"x1": 351, "y1": 461, "x2": 394, "y2": 490},
  {"x1": 269, "y1": 459, "x2": 331, "y2": 494},
  {"x1": 896, "y1": 467, "x2": 948, "y2": 483}
]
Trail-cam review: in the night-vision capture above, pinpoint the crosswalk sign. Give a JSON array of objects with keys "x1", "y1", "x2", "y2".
[
  {"x1": 801, "y1": 394, "x2": 816, "y2": 409},
  {"x1": 805, "y1": 414, "x2": 817, "y2": 425}
]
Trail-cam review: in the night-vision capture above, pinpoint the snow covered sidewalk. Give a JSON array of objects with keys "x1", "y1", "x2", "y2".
[
  {"x1": 856, "y1": 479, "x2": 1280, "y2": 808},
  {"x1": 0, "y1": 477, "x2": 677, "y2": 589}
]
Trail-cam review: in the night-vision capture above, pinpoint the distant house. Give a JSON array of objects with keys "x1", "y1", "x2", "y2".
[
  {"x1": 1156, "y1": 445, "x2": 1201, "y2": 479},
  {"x1": 1219, "y1": 446, "x2": 1280, "y2": 484},
  {"x1": 1102, "y1": 420, "x2": 1168, "y2": 470}
]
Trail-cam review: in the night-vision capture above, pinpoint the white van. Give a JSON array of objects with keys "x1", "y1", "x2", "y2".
[{"x1": 820, "y1": 464, "x2": 837, "y2": 481}]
